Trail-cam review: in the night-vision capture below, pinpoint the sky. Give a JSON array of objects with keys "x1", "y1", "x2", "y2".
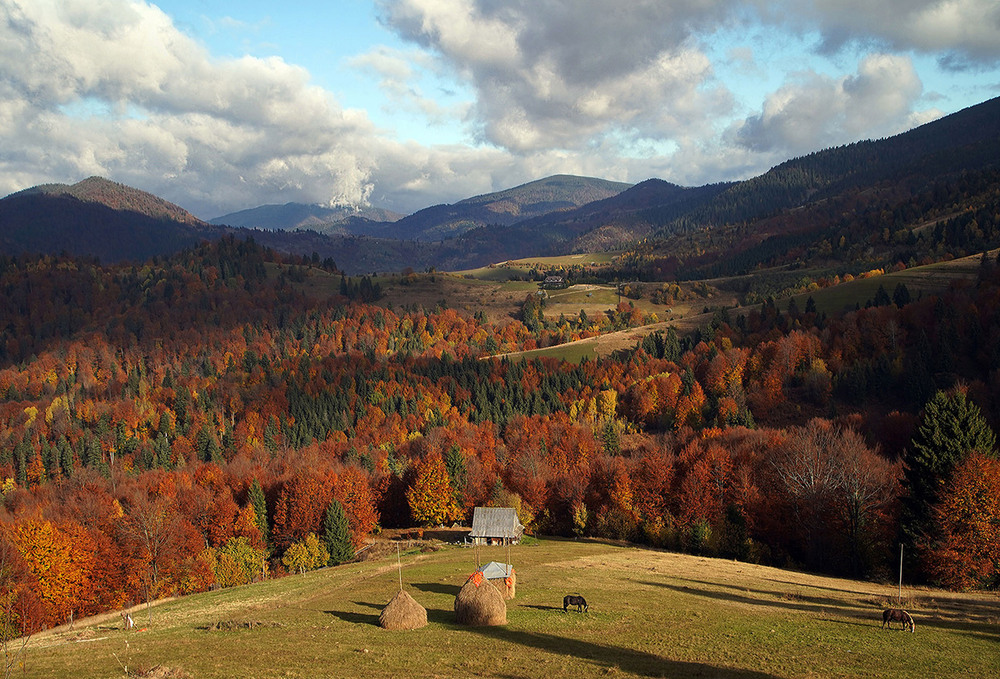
[{"x1": 1, "y1": 1, "x2": 998, "y2": 220}]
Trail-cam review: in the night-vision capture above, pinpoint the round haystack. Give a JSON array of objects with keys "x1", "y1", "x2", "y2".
[
  {"x1": 454, "y1": 575, "x2": 507, "y2": 626},
  {"x1": 379, "y1": 589, "x2": 427, "y2": 630}
]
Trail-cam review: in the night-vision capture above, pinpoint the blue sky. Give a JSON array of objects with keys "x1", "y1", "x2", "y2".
[{"x1": 1, "y1": 1, "x2": 998, "y2": 219}]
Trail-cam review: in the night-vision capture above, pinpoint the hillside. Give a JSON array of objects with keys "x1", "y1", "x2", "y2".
[
  {"x1": 366, "y1": 174, "x2": 633, "y2": 241},
  {"x1": 210, "y1": 202, "x2": 402, "y2": 232},
  {"x1": 0, "y1": 177, "x2": 225, "y2": 263},
  {"x1": 633, "y1": 96, "x2": 1000, "y2": 282},
  {"x1": 21, "y1": 176, "x2": 204, "y2": 225},
  {"x1": 20, "y1": 539, "x2": 998, "y2": 679}
]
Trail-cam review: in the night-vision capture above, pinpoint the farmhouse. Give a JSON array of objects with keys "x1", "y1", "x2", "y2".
[
  {"x1": 541, "y1": 275, "x2": 567, "y2": 289},
  {"x1": 469, "y1": 507, "x2": 524, "y2": 546}
]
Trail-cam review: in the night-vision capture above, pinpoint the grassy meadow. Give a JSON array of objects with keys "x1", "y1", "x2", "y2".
[{"x1": 19, "y1": 538, "x2": 998, "y2": 678}]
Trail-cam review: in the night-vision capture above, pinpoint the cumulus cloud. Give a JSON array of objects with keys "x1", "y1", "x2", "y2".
[
  {"x1": 377, "y1": 0, "x2": 734, "y2": 153},
  {"x1": 0, "y1": 0, "x2": 378, "y2": 217},
  {"x1": 756, "y1": 0, "x2": 1000, "y2": 64},
  {"x1": 733, "y1": 54, "x2": 935, "y2": 156}
]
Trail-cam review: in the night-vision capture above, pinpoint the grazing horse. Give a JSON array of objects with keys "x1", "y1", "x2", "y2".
[
  {"x1": 881, "y1": 608, "x2": 914, "y2": 632},
  {"x1": 563, "y1": 594, "x2": 588, "y2": 613}
]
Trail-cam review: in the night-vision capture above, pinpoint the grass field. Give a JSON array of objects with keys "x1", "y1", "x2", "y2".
[
  {"x1": 787, "y1": 251, "x2": 995, "y2": 315},
  {"x1": 20, "y1": 539, "x2": 998, "y2": 678}
]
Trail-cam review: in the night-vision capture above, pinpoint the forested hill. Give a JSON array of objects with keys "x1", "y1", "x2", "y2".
[
  {"x1": 655, "y1": 96, "x2": 1000, "y2": 237},
  {"x1": 611, "y1": 96, "x2": 1000, "y2": 283},
  {"x1": 0, "y1": 177, "x2": 225, "y2": 263}
]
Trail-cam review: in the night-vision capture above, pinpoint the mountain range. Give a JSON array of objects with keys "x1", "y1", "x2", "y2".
[{"x1": 2, "y1": 96, "x2": 999, "y2": 274}]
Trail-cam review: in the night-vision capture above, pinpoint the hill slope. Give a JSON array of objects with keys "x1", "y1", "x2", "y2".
[
  {"x1": 0, "y1": 177, "x2": 225, "y2": 263},
  {"x1": 210, "y1": 202, "x2": 403, "y2": 231},
  {"x1": 369, "y1": 174, "x2": 633, "y2": 241},
  {"x1": 22, "y1": 538, "x2": 998, "y2": 679}
]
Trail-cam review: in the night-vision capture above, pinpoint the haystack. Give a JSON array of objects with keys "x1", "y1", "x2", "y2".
[
  {"x1": 454, "y1": 572, "x2": 507, "y2": 626},
  {"x1": 379, "y1": 589, "x2": 427, "y2": 630}
]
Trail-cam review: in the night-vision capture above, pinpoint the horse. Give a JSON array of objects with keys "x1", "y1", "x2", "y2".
[
  {"x1": 563, "y1": 594, "x2": 588, "y2": 613},
  {"x1": 121, "y1": 611, "x2": 135, "y2": 630},
  {"x1": 881, "y1": 608, "x2": 914, "y2": 632}
]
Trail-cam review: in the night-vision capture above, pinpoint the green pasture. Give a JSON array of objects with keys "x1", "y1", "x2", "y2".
[
  {"x1": 784, "y1": 253, "x2": 988, "y2": 315},
  {"x1": 19, "y1": 539, "x2": 998, "y2": 679},
  {"x1": 506, "y1": 252, "x2": 617, "y2": 267}
]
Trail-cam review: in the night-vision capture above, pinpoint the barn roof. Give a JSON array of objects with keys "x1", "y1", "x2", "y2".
[
  {"x1": 477, "y1": 561, "x2": 513, "y2": 579},
  {"x1": 469, "y1": 507, "x2": 524, "y2": 539}
]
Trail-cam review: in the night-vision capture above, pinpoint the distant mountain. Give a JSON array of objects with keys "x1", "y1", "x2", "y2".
[
  {"x1": 0, "y1": 177, "x2": 225, "y2": 263},
  {"x1": 210, "y1": 203, "x2": 402, "y2": 232},
  {"x1": 362, "y1": 175, "x2": 633, "y2": 241}
]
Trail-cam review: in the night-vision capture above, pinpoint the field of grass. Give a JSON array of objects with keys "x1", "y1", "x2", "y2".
[
  {"x1": 20, "y1": 539, "x2": 998, "y2": 678},
  {"x1": 787, "y1": 251, "x2": 994, "y2": 315}
]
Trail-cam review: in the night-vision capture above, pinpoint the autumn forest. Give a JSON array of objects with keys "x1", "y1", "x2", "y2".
[{"x1": 1, "y1": 228, "x2": 1000, "y2": 638}]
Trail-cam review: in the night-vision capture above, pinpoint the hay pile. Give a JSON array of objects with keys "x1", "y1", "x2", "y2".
[
  {"x1": 500, "y1": 570, "x2": 516, "y2": 600},
  {"x1": 454, "y1": 572, "x2": 507, "y2": 626},
  {"x1": 379, "y1": 589, "x2": 427, "y2": 630}
]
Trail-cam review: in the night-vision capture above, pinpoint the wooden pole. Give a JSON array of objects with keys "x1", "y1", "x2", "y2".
[
  {"x1": 396, "y1": 542, "x2": 402, "y2": 592},
  {"x1": 898, "y1": 543, "x2": 904, "y2": 606}
]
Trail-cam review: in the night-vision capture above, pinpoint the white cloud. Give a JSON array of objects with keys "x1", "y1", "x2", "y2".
[
  {"x1": 733, "y1": 54, "x2": 935, "y2": 156},
  {"x1": 378, "y1": 0, "x2": 734, "y2": 153},
  {"x1": 755, "y1": 0, "x2": 1000, "y2": 63},
  {"x1": 0, "y1": 0, "x2": 379, "y2": 217}
]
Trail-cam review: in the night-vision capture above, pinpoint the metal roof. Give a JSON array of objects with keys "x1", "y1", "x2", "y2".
[
  {"x1": 477, "y1": 561, "x2": 513, "y2": 579},
  {"x1": 469, "y1": 507, "x2": 524, "y2": 538}
]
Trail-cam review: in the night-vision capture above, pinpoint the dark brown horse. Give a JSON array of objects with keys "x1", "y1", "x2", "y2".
[
  {"x1": 563, "y1": 594, "x2": 588, "y2": 613},
  {"x1": 881, "y1": 608, "x2": 914, "y2": 632}
]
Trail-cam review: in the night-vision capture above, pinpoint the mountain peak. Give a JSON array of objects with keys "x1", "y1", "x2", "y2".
[{"x1": 20, "y1": 176, "x2": 203, "y2": 225}]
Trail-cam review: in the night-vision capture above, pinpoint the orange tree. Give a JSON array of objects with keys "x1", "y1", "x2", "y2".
[
  {"x1": 922, "y1": 451, "x2": 1000, "y2": 590},
  {"x1": 406, "y1": 453, "x2": 462, "y2": 526}
]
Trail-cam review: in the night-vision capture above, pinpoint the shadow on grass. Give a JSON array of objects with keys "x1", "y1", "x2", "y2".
[
  {"x1": 519, "y1": 604, "x2": 562, "y2": 612},
  {"x1": 764, "y1": 577, "x2": 873, "y2": 598},
  {"x1": 353, "y1": 601, "x2": 383, "y2": 611},
  {"x1": 645, "y1": 578, "x2": 999, "y2": 639},
  {"x1": 325, "y1": 609, "x2": 379, "y2": 626},
  {"x1": 461, "y1": 625, "x2": 778, "y2": 678},
  {"x1": 637, "y1": 579, "x2": 876, "y2": 627},
  {"x1": 412, "y1": 582, "x2": 461, "y2": 596},
  {"x1": 426, "y1": 607, "x2": 457, "y2": 626},
  {"x1": 327, "y1": 605, "x2": 460, "y2": 628}
]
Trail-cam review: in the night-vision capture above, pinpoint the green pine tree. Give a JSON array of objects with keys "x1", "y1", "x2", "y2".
[
  {"x1": 323, "y1": 499, "x2": 354, "y2": 566},
  {"x1": 903, "y1": 388, "x2": 997, "y2": 552},
  {"x1": 444, "y1": 444, "x2": 467, "y2": 504},
  {"x1": 248, "y1": 478, "x2": 270, "y2": 547}
]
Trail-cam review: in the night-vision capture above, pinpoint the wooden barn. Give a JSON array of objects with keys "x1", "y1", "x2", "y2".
[{"x1": 469, "y1": 507, "x2": 524, "y2": 546}]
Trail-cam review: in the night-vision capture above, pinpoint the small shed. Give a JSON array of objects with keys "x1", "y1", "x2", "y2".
[{"x1": 469, "y1": 507, "x2": 524, "y2": 546}]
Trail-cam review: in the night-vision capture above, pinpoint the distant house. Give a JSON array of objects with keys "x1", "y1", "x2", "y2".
[
  {"x1": 469, "y1": 507, "x2": 524, "y2": 546},
  {"x1": 541, "y1": 275, "x2": 567, "y2": 289}
]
